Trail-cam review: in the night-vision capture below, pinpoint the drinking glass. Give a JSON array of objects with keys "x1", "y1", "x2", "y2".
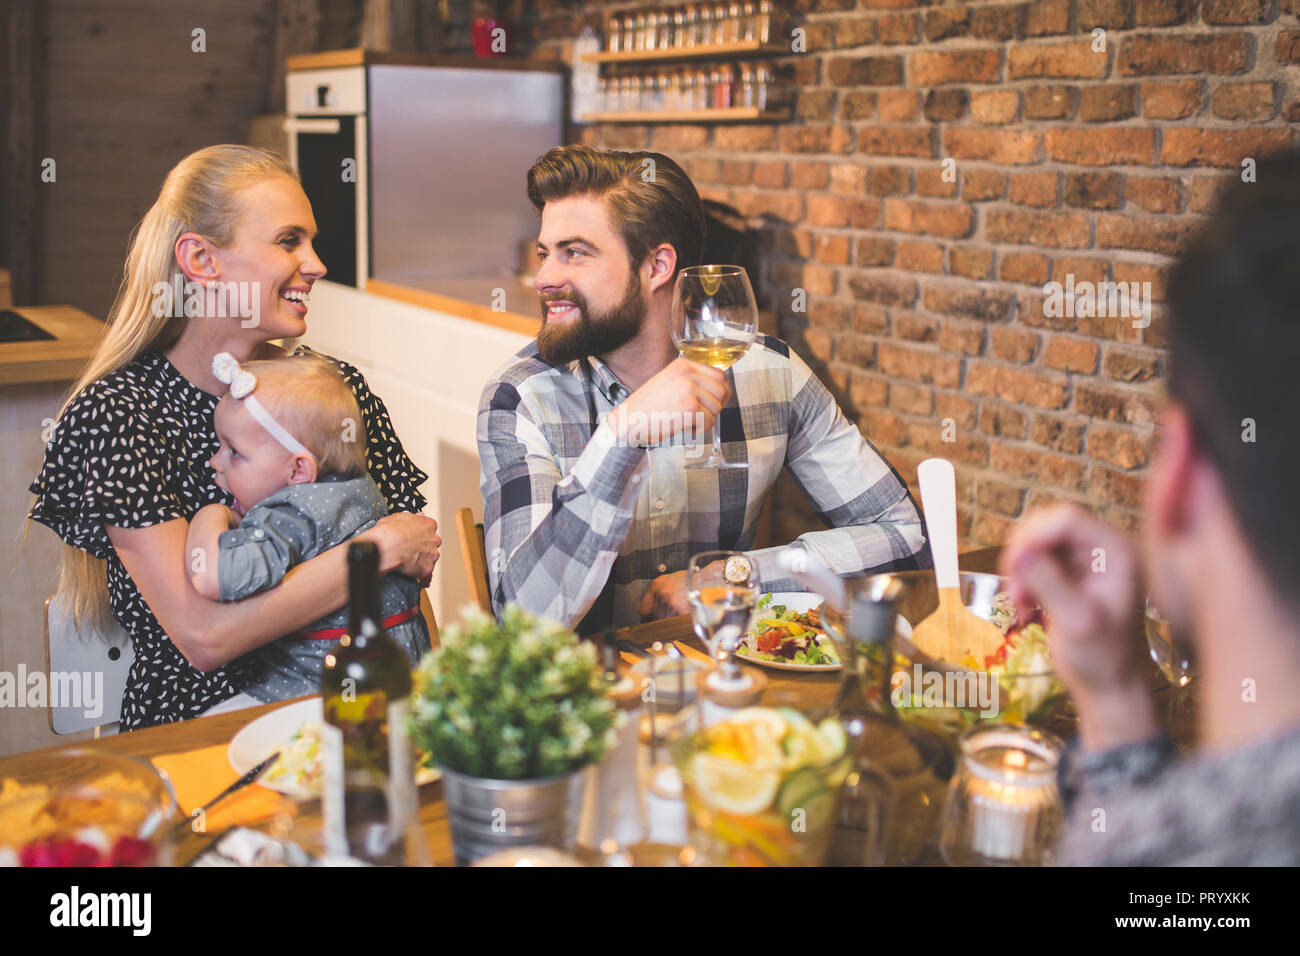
[
  {"x1": 671, "y1": 705, "x2": 852, "y2": 866},
  {"x1": 1144, "y1": 598, "x2": 1194, "y2": 687},
  {"x1": 268, "y1": 773, "x2": 433, "y2": 866},
  {"x1": 671, "y1": 264, "x2": 758, "y2": 470},
  {"x1": 686, "y1": 549, "x2": 760, "y2": 680},
  {"x1": 1145, "y1": 597, "x2": 1196, "y2": 735}
]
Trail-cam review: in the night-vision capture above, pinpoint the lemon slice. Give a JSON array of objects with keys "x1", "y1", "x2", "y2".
[
  {"x1": 816, "y1": 717, "x2": 848, "y2": 760},
  {"x1": 775, "y1": 707, "x2": 816, "y2": 737},
  {"x1": 795, "y1": 727, "x2": 834, "y2": 766},
  {"x1": 691, "y1": 753, "x2": 780, "y2": 815},
  {"x1": 728, "y1": 706, "x2": 789, "y2": 737}
]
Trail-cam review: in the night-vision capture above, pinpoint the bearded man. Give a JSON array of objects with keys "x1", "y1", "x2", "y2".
[{"x1": 477, "y1": 145, "x2": 930, "y2": 631}]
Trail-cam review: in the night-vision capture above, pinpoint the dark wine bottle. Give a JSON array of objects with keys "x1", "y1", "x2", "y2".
[{"x1": 320, "y1": 541, "x2": 417, "y2": 864}]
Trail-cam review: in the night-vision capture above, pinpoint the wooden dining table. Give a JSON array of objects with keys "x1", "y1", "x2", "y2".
[{"x1": 0, "y1": 546, "x2": 1196, "y2": 866}]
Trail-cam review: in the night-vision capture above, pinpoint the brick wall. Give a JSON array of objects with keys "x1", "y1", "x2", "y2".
[{"x1": 516, "y1": 0, "x2": 1300, "y2": 549}]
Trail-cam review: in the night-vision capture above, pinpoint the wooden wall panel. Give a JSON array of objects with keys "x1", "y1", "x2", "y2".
[{"x1": 38, "y1": 0, "x2": 276, "y2": 318}]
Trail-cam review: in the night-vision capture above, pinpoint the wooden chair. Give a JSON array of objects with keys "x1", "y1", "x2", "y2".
[
  {"x1": 456, "y1": 508, "x2": 493, "y2": 614},
  {"x1": 419, "y1": 589, "x2": 439, "y2": 649}
]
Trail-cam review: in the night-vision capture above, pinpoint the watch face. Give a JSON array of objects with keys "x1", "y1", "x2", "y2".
[{"x1": 723, "y1": 554, "x2": 752, "y2": 585}]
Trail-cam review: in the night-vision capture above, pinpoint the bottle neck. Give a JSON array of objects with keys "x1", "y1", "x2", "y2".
[
  {"x1": 836, "y1": 596, "x2": 900, "y2": 719},
  {"x1": 347, "y1": 560, "x2": 384, "y2": 641},
  {"x1": 833, "y1": 632, "x2": 896, "y2": 719}
]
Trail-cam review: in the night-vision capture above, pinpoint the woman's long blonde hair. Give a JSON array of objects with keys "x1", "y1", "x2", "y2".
[{"x1": 36, "y1": 144, "x2": 299, "y2": 630}]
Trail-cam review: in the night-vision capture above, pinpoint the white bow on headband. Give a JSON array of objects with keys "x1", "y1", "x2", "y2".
[
  {"x1": 211, "y1": 352, "x2": 313, "y2": 458},
  {"x1": 212, "y1": 351, "x2": 257, "y2": 399}
]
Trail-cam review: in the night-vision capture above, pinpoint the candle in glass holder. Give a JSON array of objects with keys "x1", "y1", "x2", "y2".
[{"x1": 940, "y1": 724, "x2": 1063, "y2": 866}]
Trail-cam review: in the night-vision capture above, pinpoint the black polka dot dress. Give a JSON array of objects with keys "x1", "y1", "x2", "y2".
[{"x1": 28, "y1": 347, "x2": 429, "y2": 731}]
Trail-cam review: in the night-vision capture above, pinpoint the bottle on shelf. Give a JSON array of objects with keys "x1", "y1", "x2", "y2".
[
  {"x1": 742, "y1": 1, "x2": 758, "y2": 43},
  {"x1": 694, "y1": 68, "x2": 711, "y2": 109},
  {"x1": 320, "y1": 541, "x2": 420, "y2": 865},
  {"x1": 755, "y1": 62, "x2": 772, "y2": 110},
  {"x1": 726, "y1": 1, "x2": 743, "y2": 43},
  {"x1": 757, "y1": 0, "x2": 776, "y2": 45},
  {"x1": 572, "y1": 26, "x2": 602, "y2": 120},
  {"x1": 699, "y1": 3, "x2": 715, "y2": 46},
  {"x1": 620, "y1": 13, "x2": 636, "y2": 53},
  {"x1": 683, "y1": 3, "x2": 700, "y2": 47}
]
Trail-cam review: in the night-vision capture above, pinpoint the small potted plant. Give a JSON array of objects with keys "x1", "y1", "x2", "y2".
[{"x1": 410, "y1": 605, "x2": 619, "y2": 864}]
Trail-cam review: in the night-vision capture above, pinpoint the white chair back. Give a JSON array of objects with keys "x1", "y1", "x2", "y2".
[{"x1": 43, "y1": 594, "x2": 133, "y2": 735}]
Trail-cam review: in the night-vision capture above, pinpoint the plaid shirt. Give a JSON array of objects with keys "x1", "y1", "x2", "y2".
[{"x1": 477, "y1": 334, "x2": 931, "y2": 630}]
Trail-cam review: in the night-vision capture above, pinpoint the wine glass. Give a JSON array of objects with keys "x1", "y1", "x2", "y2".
[
  {"x1": 1145, "y1": 598, "x2": 1196, "y2": 740},
  {"x1": 686, "y1": 550, "x2": 760, "y2": 680},
  {"x1": 671, "y1": 265, "x2": 758, "y2": 470},
  {"x1": 1144, "y1": 598, "x2": 1194, "y2": 687}
]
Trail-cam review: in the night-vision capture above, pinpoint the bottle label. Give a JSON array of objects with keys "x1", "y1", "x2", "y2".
[
  {"x1": 387, "y1": 696, "x2": 416, "y2": 836},
  {"x1": 321, "y1": 694, "x2": 417, "y2": 863},
  {"x1": 321, "y1": 720, "x2": 347, "y2": 858}
]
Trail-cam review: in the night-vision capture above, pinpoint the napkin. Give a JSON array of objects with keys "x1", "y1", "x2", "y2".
[{"x1": 152, "y1": 745, "x2": 283, "y2": 834}]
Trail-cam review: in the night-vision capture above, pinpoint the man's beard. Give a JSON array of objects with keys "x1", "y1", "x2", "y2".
[{"x1": 536, "y1": 273, "x2": 644, "y2": 367}]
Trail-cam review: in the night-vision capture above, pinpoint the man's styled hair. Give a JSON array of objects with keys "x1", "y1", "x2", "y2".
[
  {"x1": 526, "y1": 145, "x2": 706, "y2": 277},
  {"x1": 1166, "y1": 149, "x2": 1300, "y2": 608}
]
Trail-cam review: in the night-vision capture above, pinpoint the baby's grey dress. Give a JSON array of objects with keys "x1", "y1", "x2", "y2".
[{"x1": 218, "y1": 474, "x2": 430, "y2": 702}]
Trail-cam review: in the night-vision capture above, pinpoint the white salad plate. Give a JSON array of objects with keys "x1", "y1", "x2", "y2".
[
  {"x1": 227, "y1": 697, "x2": 439, "y2": 797},
  {"x1": 228, "y1": 697, "x2": 324, "y2": 796},
  {"x1": 735, "y1": 593, "x2": 916, "y2": 673},
  {"x1": 737, "y1": 592, "x2": 843, "y2": 672}
]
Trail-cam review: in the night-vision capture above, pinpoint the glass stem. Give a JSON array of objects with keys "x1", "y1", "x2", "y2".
[{"x1": 712, "y1": 421, "x2": 723, "y2": 462}]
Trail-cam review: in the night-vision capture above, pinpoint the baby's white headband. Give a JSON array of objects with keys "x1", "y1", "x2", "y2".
[{"x1": 211, "y1": 352, "x2": 313, "y2": 458}]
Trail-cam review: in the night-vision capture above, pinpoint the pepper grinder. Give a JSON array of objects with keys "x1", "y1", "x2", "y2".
[{"x1": 695, "y1": 662, "x2": 768, "y2": 728}]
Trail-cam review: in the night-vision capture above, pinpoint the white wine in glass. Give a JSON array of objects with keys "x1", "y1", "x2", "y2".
[
  {"x1": 676, "y1": 337, "x2": 751, "y2": 370},
  {"x1": 671, "y1": 265, "x2": 758, "y2": 469}
]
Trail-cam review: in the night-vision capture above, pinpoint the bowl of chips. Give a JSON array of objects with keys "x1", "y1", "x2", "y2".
[{"x1": 0, "y1": 750, "x2": 180, "y2": 867}]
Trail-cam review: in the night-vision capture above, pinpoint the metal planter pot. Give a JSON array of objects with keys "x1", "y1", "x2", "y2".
[{"x1": 439, "y1": 765, "x2": 585, "y2": 866}]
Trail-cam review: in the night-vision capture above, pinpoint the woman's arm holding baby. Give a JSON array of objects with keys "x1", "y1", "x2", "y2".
[
  {"x1": 185, "y1": 504, "x2": 239, "y2": 601},
  {"x1": 108, "y1": 510, "x2": 440, "y2": 671}
]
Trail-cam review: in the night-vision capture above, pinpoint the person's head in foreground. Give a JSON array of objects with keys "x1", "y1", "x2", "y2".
[
  {"x1": 1002, "y1": 149, "x2": 1300, "y2": 865},
  {"x1": 209, "y1": 351, "x2": 366, "y2": 517},
  {"x1": 526, "y1": 144, "x2": 705, "y2": 366}
]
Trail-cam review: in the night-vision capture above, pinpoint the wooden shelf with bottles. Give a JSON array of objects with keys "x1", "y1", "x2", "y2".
[
  {"x1": 580, "y1": 40, "x2": 788, "y2": 65},
  {"x1": 580, "y1": 105, "x2": 788, "y2": 124}
]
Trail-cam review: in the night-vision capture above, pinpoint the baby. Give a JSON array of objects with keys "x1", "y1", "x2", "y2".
[{"x1": 186, "y1": 351, "x2": 430, "y2": 703}]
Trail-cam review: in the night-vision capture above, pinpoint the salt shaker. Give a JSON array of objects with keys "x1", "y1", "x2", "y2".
[{"x1": 578, "y1": 675, "x2": 647, "y2": 863}]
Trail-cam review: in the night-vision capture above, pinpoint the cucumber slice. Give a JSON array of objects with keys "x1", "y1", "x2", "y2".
[{"x1": 776, "y1": 767, "x2": 829, "y2": 818}]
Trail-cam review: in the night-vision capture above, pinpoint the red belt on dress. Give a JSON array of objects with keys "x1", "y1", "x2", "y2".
[{"x1": 294, "y1": 603, "x2": 422, "y2": 640}]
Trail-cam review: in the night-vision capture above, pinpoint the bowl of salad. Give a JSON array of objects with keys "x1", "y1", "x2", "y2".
[
  {"x1": 672, "y1": 707, "x2": 851, "y2": 866},
  {"x1": 824, "y1": 571, "x2": 1067, "y2": 738}
]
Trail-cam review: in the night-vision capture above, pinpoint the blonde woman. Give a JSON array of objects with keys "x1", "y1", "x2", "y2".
[{"x1": 27, "y1": 145, "x2": 441, "y2": 729}]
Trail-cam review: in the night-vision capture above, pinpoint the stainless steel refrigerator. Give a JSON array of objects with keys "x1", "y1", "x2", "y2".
[{"x1": 286, "y1": 60, "x2": 565, "y2": 289}]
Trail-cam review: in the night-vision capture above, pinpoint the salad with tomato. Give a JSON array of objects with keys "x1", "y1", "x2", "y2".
[{"x1": 736, "y1": 594, "x2": 840, "y2": 667}]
